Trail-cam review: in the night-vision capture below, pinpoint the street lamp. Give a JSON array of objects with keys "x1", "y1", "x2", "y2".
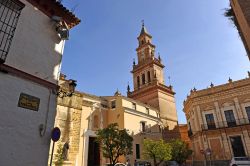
[{"x1": 57, "y1": 79, "x2": 77, "y2": 98}]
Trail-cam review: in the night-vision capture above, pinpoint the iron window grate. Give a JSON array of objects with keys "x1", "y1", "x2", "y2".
[{"x1": 0, "y1": 0, "x2": 24, "y2": 64}]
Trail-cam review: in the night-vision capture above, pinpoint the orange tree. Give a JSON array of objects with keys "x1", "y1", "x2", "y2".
[
  {"x1": 96, "y1": 123, "x2": 133, "y2": 166},
  {"x1": 143, "y1": 139, "x2": 172, "y2": 166},
  {"x1": 169, "y1": 139, "x2": 192, "y2": 164}
]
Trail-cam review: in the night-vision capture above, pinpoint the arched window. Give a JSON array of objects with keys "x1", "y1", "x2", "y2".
[
  {"x1": 147, "y1": 71, "x2": 151, "y2": 82},
  {"x1": 137, "y1": 76, "x2": 140, "y2": 89},
  {"x1": 142, "y1": 74, "x2": 145, "y2": 85},
  {"x1": 93, "y1": 115, "x2": 99, "y2": 129}
]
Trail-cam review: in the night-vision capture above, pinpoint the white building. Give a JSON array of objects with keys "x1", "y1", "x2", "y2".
[{"x1": 0, "y1": 0, "x2": 80, "y2": 165}]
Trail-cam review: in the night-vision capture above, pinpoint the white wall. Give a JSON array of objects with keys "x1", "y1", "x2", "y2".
[
  {"x1": 0, "y1": 0, "x2": 66, "y2": 165},
  {"x1": 0, "y1": 73, "x2": 57, "y2": 166},
  {"x1": 5, "y1": 0, "x2": 65, "y2": 84}
]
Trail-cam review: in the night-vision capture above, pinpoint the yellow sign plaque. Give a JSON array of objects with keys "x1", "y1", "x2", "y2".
[{"x1": 18, "y1": 93, "x2": 40, "y2": 111}]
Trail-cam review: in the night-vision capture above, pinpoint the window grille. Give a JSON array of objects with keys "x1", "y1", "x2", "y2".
[{"x1": 0, "y1": 0, "x2": 24, "y2": 63}]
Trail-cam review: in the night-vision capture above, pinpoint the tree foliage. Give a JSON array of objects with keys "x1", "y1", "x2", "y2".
[
  {"x1": 96, "y1": 123, "x2": 133, "y2": 166},
  {"x1": 169, "y1": 139, "x2": 192, "y2": 164},
  {"x1": 143, "y1": 139, "x2": 172, "y2": 166},
  {"x1": 224, "y1": 7, "x2": 235, "y2": 25},
  {"x1": 54, "y1": 143, "x2": 64, "y2": 166},
  {"x1": 224, "y1": 7, "x2": 241, "y2": 33}
]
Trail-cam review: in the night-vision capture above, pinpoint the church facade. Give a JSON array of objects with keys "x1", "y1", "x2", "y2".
[{"x1": 52, "y1": 24, "x2": 179, "y2": 166}]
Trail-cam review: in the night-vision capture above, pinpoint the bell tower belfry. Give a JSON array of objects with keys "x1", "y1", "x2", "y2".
[{"x1": 127, "y1": 23, "x2": 178, "y2": 129}]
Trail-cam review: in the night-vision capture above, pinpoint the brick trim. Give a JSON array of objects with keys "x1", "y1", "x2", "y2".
[{"x1": 0, "y1": 64, "x2": 59, "y2": 90}]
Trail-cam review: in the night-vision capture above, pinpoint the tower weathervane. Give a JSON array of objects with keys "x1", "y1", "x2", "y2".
[
  {"x1": 142, "y1": 20, "x2": 144, "y2": 27},
  {"x1": 168, "y1": 76, "x2": 171, "y2": 85}
]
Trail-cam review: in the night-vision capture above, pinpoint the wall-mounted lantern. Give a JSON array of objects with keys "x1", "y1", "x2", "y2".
[{"x1": 52, "y1": 15, "x2": 69, "y2": 40}]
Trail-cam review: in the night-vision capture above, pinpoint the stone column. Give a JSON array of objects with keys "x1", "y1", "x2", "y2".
[
  {"x1": 214, "y1": 102, "x2": 223, "y2": 127},
  {"x1": 234, "y1": 97, "x2": 244, "y2": 120},
  {"x1": 196, "y1": 106, "x2": 203, "y2": 131},
  {"x1": 89, "y1": 106, "x2": 94, "y2": 130},
  {"x1": 99, "y1": 106, "x2": 103, "y2": 129}
]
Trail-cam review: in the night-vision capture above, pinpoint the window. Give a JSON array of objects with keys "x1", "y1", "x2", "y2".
[
  {"x1": 140, "y1": 121, "x2": 146, "y2": 132},
  {"x1": 230, "y1": 136, "x2": 246, "y2": 157},
  {"x1": 111, "y1": 100, "x2": 116, "y2": 109},
  {"x1": 188, "y1": 122, "x2": 193, "y2": 136},
  {"x1": 132, "y1": 102, "x2": 136, "y2": 110},
  {"x1": 146, "y1": 107, "x2": 149, "y2": 114},
  {"x1": 137, "y1": 76, "x2": 140, "y2": 89},
  {"x1": 224, "y1": 110, "x2": 236, "y2": 127},
  {"x1": 147, "y1": 71, "x2": 151, "y2": 82},
  {"x1": 246, "y1": 106, "x2": 250, "y2": 120},
  {"x1": 0, "y1": 0, "x2": 25, "y2": 63},
  {"x1": 205, "y1": 113, "x2": 216, "y2": 129},
  {"x1": 136, "y1": 144, "x2": 140, "y2": 159},
  {"x1": 188, "y1": 122, "x2": 192, "y2": 130},
  {"x1": 142, "y1": 73, "x2": 145, "y2": 85}
]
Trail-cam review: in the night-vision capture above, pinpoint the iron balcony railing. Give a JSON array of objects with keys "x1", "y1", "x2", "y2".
[{"x1": 201, "y1": 118, "x2": 250, "y2": 130}]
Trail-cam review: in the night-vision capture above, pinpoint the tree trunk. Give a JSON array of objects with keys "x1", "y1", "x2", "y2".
[{"x1": 153, "y1": 157, "x2": 157, "y2": 166}]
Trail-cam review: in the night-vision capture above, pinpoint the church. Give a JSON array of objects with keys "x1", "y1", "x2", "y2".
[{"x1": 51, "y1": 24, "x2": 182, "y2": 166}]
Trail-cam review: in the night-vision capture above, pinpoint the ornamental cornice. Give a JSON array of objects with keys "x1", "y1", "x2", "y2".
[
  {"x1": 191, "y1": 86, "x2": 250, "y2": 106},
  {"x1": 184, "y1": 78, "x2": 250, "y2": 108},
  {"x1": 132, "y1": 58, "x2": 164, "y2": 73}
]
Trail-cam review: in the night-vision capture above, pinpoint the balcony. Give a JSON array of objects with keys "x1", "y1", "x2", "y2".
[{"x1": 201, "y1": 118, "x2": 250, "y2": 130}]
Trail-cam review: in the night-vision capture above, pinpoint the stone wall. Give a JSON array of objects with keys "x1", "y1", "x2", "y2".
[{"x1": 55, "y1": 92, "x2": 83, "y2": 165}]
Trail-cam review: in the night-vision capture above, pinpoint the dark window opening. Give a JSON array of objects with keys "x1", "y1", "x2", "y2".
[
  {"x1": 205, "y1": 113, "x2": 216, "y2": 129},
  {"x1": 246, "y1": 106, "x2": 250, "y2": 120},
  {"x1": 141, "y1": 121, "x2": 146, "y2": 132},
  {"x1": 137, "y1": 76, "x2": 140, "y2": 89},
  {"x1": 147, "y1": 71, "x2": 151, "y2": 82},
  {"x1": 111, "y1": 100, "x2": 116, "y2": 109},
  {"x1": 132, "y1": 102, "x2": 136, "y2": 110},
  {"x1": 230, "y1": 136, "x2": 246, "y2": 157},
  {"x1": 0, "y1": 0, "x2": 25, "y2": 63},
  {"x1": 224, "y1": 110, "x2": 236, "y2": 127},
  {"x1": 188, "y1": 122, "x2": 193, "y2": 136},
  {"x1": 136, "y1": 144, "x2": 140, "y2": 159},
  {"x1": 142, "y1": 74, "x2": 145, "y2": 85}
]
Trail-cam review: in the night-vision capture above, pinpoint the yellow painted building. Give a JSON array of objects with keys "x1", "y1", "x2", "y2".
[
  {"x1": 183, "y1": 74, "x2": 250, "y2": 165},
  {"x1": 54, "y1": 79, "x2": 162, "y2": 166},
  {"x1": 51, "y1": 24, "x2": 179, "y2": 166},
  {"x1": 51, "y1": 24, "x2": 180, "y2": 166}
]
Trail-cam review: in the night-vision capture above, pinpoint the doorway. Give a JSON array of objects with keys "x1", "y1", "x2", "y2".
[
  {"x1": 230, "y1": 136, "x2": 246, "y2": 157},
  {"x1": 88, "y1": 137, "x2": 100, "y2": 166}
]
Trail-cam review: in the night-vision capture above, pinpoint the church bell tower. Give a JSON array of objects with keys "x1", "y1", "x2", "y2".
[{"x1": 127, "y1": 23, "x2": 178, "y2": 129}]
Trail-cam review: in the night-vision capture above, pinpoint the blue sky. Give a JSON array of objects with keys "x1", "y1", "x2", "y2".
[{"x1": 61, "y1": 0, "x2": 249, "y2": 124}]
